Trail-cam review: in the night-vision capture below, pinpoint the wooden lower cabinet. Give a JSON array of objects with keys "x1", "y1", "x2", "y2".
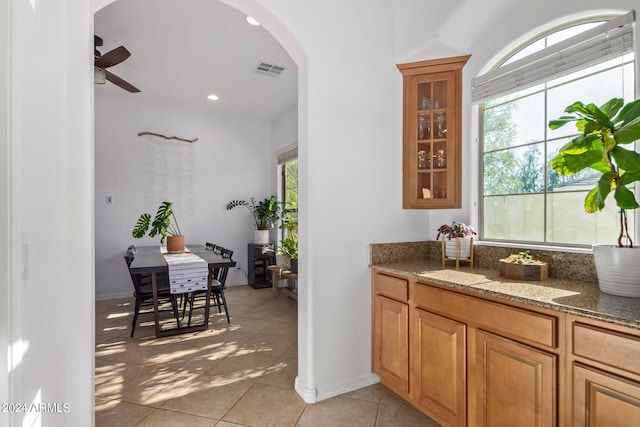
[
  {"x1": 414, "y1": 308, "x2": 467, "y2": 426},
  {"x1": 371, "y1": 271, "x2": 640, "y2": 427},
  {"x1": 475, "y1": 330, "x2": 557, "y2": 427},
  {"x1": 372, "y1": 293, "x2": 410, "y2": 395},
  {"x1": 572, "y1": 363, "x2": 640, "y2": 427}
]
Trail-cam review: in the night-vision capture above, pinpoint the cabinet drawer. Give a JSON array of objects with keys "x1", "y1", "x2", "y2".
[
  {"x1": 573, "y1": 322, "x2": 640, "y2": 376},
  {"x1": 415, "y1": 283, "x2": 557, "y2": 348},
  {"x1": 374, "y1": 273, "x2": 409, "y2": 302}
]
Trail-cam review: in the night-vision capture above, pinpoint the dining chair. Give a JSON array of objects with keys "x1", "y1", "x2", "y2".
[
  {"x1": 124, "y1": 252, "x2": 180, "y2": 337},
  {"x1": 185, "y1": 247, "x2": 234, "y2": 326}
]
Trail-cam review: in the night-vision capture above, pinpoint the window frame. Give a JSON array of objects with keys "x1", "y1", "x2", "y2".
[{"x1": 475, "y1": 13, "x2": 637, "y2": 249}]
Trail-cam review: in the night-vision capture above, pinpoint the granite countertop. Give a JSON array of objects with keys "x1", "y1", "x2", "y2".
[{"x1": 372, "y1": 260, "x2": 640, "y2": 329}]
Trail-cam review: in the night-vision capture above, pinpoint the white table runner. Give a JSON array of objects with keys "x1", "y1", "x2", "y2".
[{"x1": 162, "y1": 248, "x2": 208, "y2": 294}]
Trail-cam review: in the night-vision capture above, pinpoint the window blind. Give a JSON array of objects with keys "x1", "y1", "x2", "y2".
[
  {"x1": 277, "y1": 145, "x2": 298, "y2": 164},
  {"x1": 472, "y1": 11, "x2": 635, "y2": 103}
]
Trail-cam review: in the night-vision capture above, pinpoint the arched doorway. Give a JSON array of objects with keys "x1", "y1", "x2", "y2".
[{"x1": 92, "y1": 0, "x2": 310, "y2": 408}]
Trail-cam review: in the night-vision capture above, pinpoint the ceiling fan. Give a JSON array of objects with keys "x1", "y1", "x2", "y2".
[{"x1": 94, "y1": 35, "x2": 140, "y2": 93}]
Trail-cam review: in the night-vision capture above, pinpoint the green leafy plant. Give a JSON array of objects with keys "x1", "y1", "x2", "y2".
[
  {"x1": 279, "y1": 232, "x2": 298, "y2": 261},
  {"x1": 436, "y1": 222, "x2": 477, "y2": 240},
  {"x1": 226, "y1": 196, "x2": 281, "y2": 230},
  {"x1": 278, "y1": 216, "x2": 298, "y2": 261},
  {"x1": 549, "y1": 98, "x2": 640, "y2": 247},
  {"x1": 132, "y1": 201, "x2": 182, "y2": 243}
]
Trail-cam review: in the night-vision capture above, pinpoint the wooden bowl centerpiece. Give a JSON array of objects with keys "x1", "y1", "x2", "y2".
[{"x1": 499, "y1": 251, "x2": 548, "y2": 281}]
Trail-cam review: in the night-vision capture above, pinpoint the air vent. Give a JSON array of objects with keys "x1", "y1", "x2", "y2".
[{"x1": 253, "y1": 61, "x2": 286, "y2": 77}]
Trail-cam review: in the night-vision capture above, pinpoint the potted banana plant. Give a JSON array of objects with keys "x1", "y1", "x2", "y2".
[
  {"x1": 549, "y1": 97, "x2": 640, "y2": 297},
  {"x1": 132, "y1": 201, "x2": 184, "y2": 252}
]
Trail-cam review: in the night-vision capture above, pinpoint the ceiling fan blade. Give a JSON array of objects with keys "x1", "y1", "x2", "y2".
[
  {"x1": 95, "y1": 46, "x2": 131, "y2": 69},
  {"x1": 104, "y1": 69, "x2": 140, "y2": 93}
]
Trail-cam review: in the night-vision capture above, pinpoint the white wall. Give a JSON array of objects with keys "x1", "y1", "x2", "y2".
[
  {"x1": 95, "y1": 94, "x2": 272, "y2": 299},
  {"x1": 0, "y1": 0, "x2": 10, "y2": 424},
  {"x1": 234, "y1": 0, "x2": 429, "y2": 402},
  {"x1": 6, "y1": 1, "x2": 640, "y2": 425},
  {"x1": 7, "y1": 0, "x2": 94, "y2": 425}
]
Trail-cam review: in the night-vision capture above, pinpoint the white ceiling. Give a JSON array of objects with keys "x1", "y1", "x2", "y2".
[{"x1": 94, "y1": 0, "x2": 298, "y2": 121}]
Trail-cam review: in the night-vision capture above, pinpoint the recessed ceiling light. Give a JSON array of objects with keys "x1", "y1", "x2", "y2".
[
  {"x1": 246, "y1": 16, "x2": 260, "y2": 26},
  {"x1": 207, "y1": 94, "x2": 219, "y2": 101}
]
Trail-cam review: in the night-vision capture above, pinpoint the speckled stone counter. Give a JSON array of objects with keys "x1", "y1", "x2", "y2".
[{"x1": 370, "y1": 244, "x2": 640, "y2": 330}]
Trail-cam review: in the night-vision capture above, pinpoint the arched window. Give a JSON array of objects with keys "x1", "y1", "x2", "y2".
[{"x1": 473, "y1": 12, "x2": 635, "y2": 247}]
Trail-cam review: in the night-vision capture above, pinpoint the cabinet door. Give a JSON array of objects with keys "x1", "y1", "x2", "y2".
[
  {"x1": 373, "y1": 294, "x2": 409, "y2": 395},
  {"x1": 414, "y1": 308, "x2": 466, "y2": 427},
  {"x1": 573, "y1": 363, "x2": 640, "y2": 427},
  {"x1": 475, "y1": 330, "x2": 556, "y2": 427}
]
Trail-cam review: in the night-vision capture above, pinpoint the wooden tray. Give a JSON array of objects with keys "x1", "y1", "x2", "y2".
[{"x1": 499, "y1": 260, "x2": 548, "y2": 281}]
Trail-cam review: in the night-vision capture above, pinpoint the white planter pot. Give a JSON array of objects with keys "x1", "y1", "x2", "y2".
[
  {"x1": 593, "y1": 244, "x2": 640, "y2": 297},
  {"x1": 444, "y1": 237, "x2": 472, "y2": 260},
  {"x1": 254, "y1": 229, "x2": 270, "y2": 244}
]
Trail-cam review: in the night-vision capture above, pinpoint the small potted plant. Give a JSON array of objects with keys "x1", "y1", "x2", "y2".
[
  {"x1": 549, "y1": 97, "x2": 640, "y2": 296},
  {"x1": 279, "y1": 232, "x2": 298, "y2": 273},
  {"x1": 226, "y1": 196, "x2": 281, "y2": 244},
  {"x1": 499, "y1": 251, "x2": 548, "y2": 281},
  {"x1": 436, "y1": 221, "x2": 476, "y2": 262},
  {"x1": 132, "y1": 201, "x2": 184, "y2": 252}
]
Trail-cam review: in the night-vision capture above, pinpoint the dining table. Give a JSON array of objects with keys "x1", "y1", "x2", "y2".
[{"x1": 128, "y1": 244, "x2": 236, "y2": 338}]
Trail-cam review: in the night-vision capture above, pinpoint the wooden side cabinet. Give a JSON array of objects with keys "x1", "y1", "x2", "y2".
[
  {"x1": 572, "y1": 364, "x2": 640, "y2": 427},
  {"x1": 414, "y1": 308, "x2": 466, "y2": 427},
  {"x1": 569, "y1": 317, "x2": 640, "y2": 426},
  {"x1": 372, "y1": 273, "x2": 410, "y2": 396},
  {"x1": 397, "y1": 55, "x2": 470, "y2": 209},
  {"x1": 475, "y1": 330, "x2": 557, "y2": 427}
]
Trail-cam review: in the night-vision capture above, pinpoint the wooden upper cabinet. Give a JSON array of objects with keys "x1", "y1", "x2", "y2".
[{"x1": 397, "y1": 55, "x2": 470, "y2": 209}]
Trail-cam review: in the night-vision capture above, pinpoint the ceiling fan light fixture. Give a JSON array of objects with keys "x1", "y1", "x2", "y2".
[
  {"x1": 246, "y1": 16, "x2": 260, "y2": 26},
  {"x1": 207, "y1": 94, "x2": 220, "y2": 101},
  {"x1": 94, "y1": 67, "x2": 106, "y2": 84}
]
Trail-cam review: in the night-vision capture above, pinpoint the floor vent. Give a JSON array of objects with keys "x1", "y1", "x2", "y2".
[{"x1": 253, "y1": 61, "x2": 286, "y2": 77}]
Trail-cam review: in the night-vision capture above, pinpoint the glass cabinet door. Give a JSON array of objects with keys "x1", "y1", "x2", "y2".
[{"x1": 398, "y1": 56, "x2": 469, "y2": 209}]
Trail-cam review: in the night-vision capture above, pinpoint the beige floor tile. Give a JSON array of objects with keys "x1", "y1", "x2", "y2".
[
  {"x1": 281, "y1": 340, "x2": 298, "y2": 359},
  {"x1": 258, "y1": 319, "x2": 298, "y2": 339},
  {"x1": 95, "y1": 397, "x2": 155, "y2": 427},
  {"x1": 375, "y1": 403, "x2": 441, "y2": 427},
  {"x1": 222, "y1": 383, "x2": 306, "y2": 427},
  {"x1": 296, "y1": 396, "x2": 379, "y2": 427},
  {"x1": 243, "y1": 333, "x2": 296, "y2": 358},
  {"x1": 160, "y1": 374, "x2": 254, "y2": 419},
  {"x1": 204, "y1": 352, "x2": 279, "y2": 381},
  {"x1": 96, "y1": 285, "x2": 447, "y2": 427},
  {"x1": 214, "y1": 421, "x2": 252, "y2": 427},
  {"x1": 379, "y1": 385, "x2": 414, "y2": 408},
  {"x1": 95, "y1": 359, "x2": 147, "y2": 400},
  {"x1": 341, "y1": 383, "x2": 382, "y2": 403},
  {"x1": 223, "y1": 316, "x2": 276, "y2": 334},
  {"x1": 258, "y1": 357, "x2": 298, "y2": 387},
  {"x1": 119, "y1": 368, "x2": 200, "y2": 408},
  {"x1": 136, "y1": 408, "x2": 218, "y2": 426}
]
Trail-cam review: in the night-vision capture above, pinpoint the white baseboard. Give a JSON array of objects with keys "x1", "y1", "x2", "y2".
[
  {"x1": 295, "y1": 372, "x2": 380, "y2": 403},
  {"x1": 294, "y1": 376, "x2": 318, "y2": 403}
]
